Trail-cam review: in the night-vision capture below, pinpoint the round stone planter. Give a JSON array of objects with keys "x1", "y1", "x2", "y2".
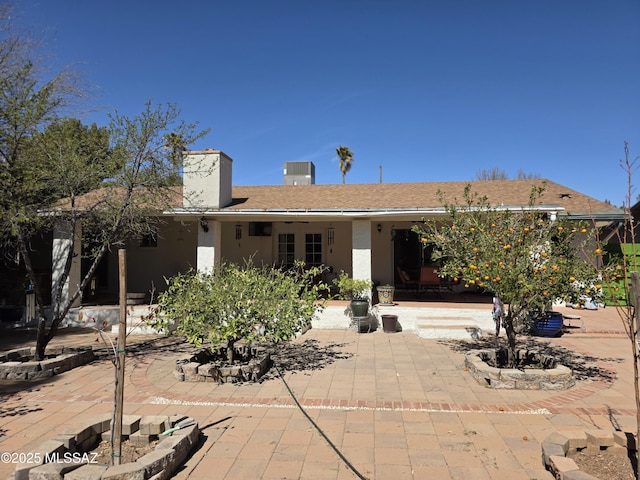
[
  {"x1": 0, "y1": 346, "x2": 94, "y2": 380},
  {"x1": 12, "y1": 414, "x2": 201, "y2": 480},
  {"x1": 464, "y1": 348, "x2": 575, "y2": 390},
  {"x1": 175, "y1": 344, "x2": 272, "y2": 383}
]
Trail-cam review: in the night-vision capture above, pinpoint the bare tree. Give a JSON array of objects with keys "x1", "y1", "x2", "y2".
[
  {"x1": 598, "y1": 142, "x2": 640, "y2": 475},
  {"x1": 474, "y1": 167, "x2": 540, "y2": 181},
  {"x1": 474, "y1": 167, "x2": 508, "y2": 181}
]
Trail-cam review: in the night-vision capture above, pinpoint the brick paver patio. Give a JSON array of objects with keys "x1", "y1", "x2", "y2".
[{"x1": 0, "y1": 302, "x2": 635, "y2": 479}]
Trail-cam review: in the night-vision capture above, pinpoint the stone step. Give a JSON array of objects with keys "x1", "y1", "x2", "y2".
[
  {"x1": 415, "y1": 315, "x2": 483, "y2": 339},
  {"x1": 415, "y1": 323, "x2": 483, "y2": 340}
]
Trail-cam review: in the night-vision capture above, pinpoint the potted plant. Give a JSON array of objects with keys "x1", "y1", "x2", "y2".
[
  {"x1": 376, "y1": 284, "x2": 395, "y2": 305},
  {"x1": 333, "y1": 271, "x2": 373, "y2": 317}
]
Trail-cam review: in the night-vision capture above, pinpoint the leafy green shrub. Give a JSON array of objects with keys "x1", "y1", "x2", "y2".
[
  {"x1": 150, "y1": 260, "x2": 328, "y2": 362},
  {"x1": 332, "y1": 271, "x2": 373, "y2": 300}
]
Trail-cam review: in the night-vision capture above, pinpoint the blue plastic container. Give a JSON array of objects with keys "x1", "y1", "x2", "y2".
[{"x1": 530, "y1": 311, "x2": 564, "y2": 337}]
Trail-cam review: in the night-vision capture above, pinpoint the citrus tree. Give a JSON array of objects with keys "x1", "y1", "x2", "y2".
[
  {"x1": 413, "y1": 184, "x2": 604, "y2": 364},
  {"x1": 151, "y1": 260, "x2": 328, "y2": 363}
]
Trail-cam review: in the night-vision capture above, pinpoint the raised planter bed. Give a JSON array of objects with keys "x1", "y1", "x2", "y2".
[
  {"x1": 542, "y1": 429, "x2": 637, "y2": 479},
  {"x1": 464, "y1": 348, "x2": 575, "y2": 390},
  {"x1": 12, "y1": 414, "x2": 200, "y2": 480},
  {"x1": 175, "y1": 344, "x2": 272, "y2": 383},
  {"x1": 0, "y1": 346, "x2": 94, "y2": 380}
]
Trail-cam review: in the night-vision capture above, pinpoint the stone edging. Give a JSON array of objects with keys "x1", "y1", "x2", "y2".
[
  {"x1": 0, "y1": 346, "x2": 94, "y2": 380},
  {"x1": 13, "y1": 414, "x2": 200, "y2": 480},
  {"x1": 465, "y1": 348, "x2": 576, "y2": 390},
  {"x1": 542, "y1": 429, "x2": 637, "y2": 479},
  {"x1": 175, "y1": 350, "x2": 272, "y2": 383}
]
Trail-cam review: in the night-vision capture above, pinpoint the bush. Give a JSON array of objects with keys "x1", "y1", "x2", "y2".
[
  {"x1": 150, "y1": 260, "x2": 328, "y2": 362},
  {"x1": 332, "y1": 271, "x2": 373, "y2": 300}
]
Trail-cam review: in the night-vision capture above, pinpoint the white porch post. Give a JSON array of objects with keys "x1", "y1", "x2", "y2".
[
  {"x1": 352, "y1": 220, "x2": 372, "y2": 288},
  {"x1": 196, "y1": 218, "x2": 222, "y2": 274},
  {"x1": 52, "y1": 221, "x2": 82, "y2": 309}
]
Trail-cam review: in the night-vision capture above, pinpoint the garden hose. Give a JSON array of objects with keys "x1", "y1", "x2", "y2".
[{"x1": 274, "y1": 363, "x2": 369, "y2": 480}]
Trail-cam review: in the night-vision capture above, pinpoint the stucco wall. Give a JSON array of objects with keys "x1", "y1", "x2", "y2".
[
  {"x1": 104, "y1": 220, "x2": 198, "y2": 297},
  {"x1": 98, "y1": 219, "x2": 411, "y2": 297}
]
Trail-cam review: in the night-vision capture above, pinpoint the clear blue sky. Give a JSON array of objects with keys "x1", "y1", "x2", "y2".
[{"x1": 16, "y1": 0, "x2": 640, "y2": 206}]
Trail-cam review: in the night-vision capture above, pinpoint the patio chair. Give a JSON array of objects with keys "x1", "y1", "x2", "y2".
[{"x1": 396, "y1": 267, "x2": 421, "y2": 292}]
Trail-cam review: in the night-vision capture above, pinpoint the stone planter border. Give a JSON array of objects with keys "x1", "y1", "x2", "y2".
[
  {"x1": 0, "y1": 346, "x2": 94, "y2": 380},
  {"x1": 13, "y1": 414, "x2": 200, "y2": 480},
  {"x1": 542, "y1": 429, "x2": 637, "y2": 479},
  {"x1": 175, "y1": 346, "x2": 272, "y2": 383},
  {"x1": 464, "y1": 348, "x2": 576, "y2": 390}
]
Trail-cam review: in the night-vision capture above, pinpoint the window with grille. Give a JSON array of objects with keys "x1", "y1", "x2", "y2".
[
  {"x1": 305, "y1": 233, "x2": 322, "y2": 266},
  {"x1": 278, "y1": 233, "x2": 295, "y2": 268}
]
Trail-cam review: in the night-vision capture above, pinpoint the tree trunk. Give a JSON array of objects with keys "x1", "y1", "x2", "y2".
[
  {"x1": 629, "y1": 272, "x2": 640, "y2": 479},
  {"x1": 15, "y1": 228, "x2": 50, "y2": 360},
  {"x1": 226, "y1": 340, "x2": 235, "y2": 364},
  {"x1": 503, "y1": 312, "x2": 517, "y2": 368}
]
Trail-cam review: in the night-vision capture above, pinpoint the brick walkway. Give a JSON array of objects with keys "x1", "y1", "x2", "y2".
[{"x1": 0, "y1": 304, "x2": 635, "y2": 479}]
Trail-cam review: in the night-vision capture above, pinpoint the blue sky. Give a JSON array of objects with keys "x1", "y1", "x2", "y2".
[{"x1": 16, "y1": 0, "x2": 640, "y2": 206}]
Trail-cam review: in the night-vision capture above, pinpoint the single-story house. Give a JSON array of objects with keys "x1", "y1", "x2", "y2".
[{"x1": 48, "y1": 149, "x2": 624, "y2": 308}]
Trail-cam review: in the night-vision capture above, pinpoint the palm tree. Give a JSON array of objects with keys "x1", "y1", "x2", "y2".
[{"x1": 336, "y1": 145, "x2": 354, "y2": 184}]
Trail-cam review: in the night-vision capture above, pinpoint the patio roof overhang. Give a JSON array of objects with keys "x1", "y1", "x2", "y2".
[{"x1": 163, "y1": 204, "x2": 590, "y2": 223}]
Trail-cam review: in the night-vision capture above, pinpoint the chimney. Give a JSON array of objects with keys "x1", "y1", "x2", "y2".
[
  {"x1": 183, "y1": 150, "x2": 233, "y2": 209},
  {"x1": 284, "y1": 161, "x2": 315, "y2": 185}
]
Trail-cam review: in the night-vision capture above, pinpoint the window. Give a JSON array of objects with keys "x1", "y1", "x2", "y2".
[
  {"x1": 278, "y1": 233, "x2": 295, "y2": 268},
  {"x1": 305, "y1": 233, "x2": 322, "y2": 266}
]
